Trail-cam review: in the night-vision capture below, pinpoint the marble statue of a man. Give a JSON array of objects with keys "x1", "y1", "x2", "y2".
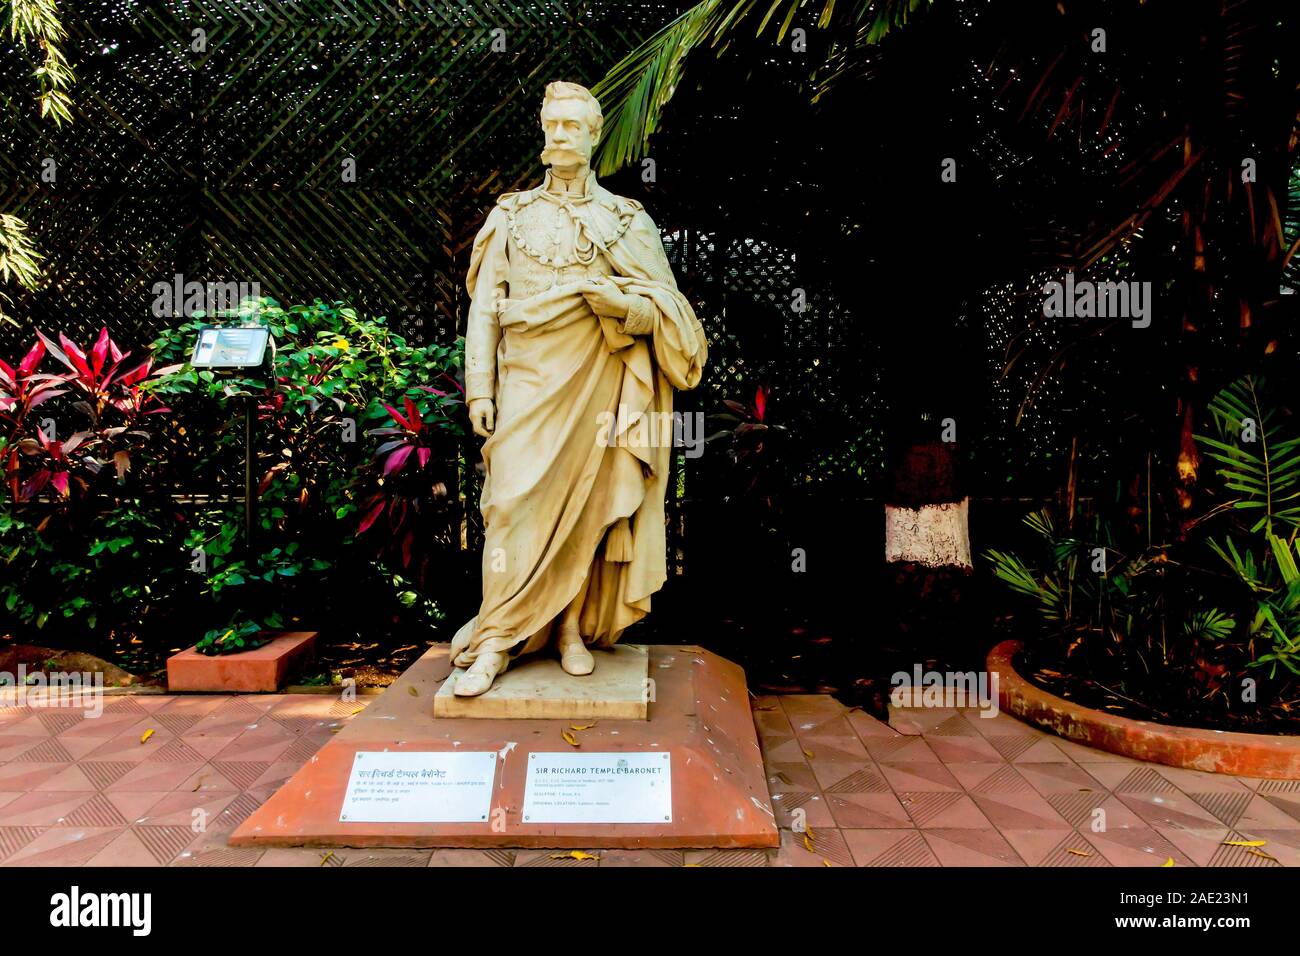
[{"x1": 450, "y1": 81, "x2": 708, "y2": 697}]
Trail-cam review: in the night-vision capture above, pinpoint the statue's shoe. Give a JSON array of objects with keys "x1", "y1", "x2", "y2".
[
  {"x1": 453, "y1": 651, "x2": 506, "y2": 696},
  {"x1": 558, "y1": 633, "x2": 595, "y2": 676}
]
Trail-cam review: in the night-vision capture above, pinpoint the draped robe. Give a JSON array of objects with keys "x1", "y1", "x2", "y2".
[{"x1": 451, "y1": 171, "x2": 707, "y2": 671}]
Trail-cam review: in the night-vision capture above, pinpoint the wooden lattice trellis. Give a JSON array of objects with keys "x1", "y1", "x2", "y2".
[{"x1": 0, "y1": 0, "x2": 901, "y2": 584}]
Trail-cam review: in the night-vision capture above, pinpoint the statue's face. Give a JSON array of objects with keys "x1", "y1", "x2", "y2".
[{"x1": 540, "y1": 97, "x2": 595, "y2": 169}]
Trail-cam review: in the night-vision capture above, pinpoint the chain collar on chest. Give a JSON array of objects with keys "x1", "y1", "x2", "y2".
[{"x1": 506, "y1": 190, "x2": 636, "y2": 268}]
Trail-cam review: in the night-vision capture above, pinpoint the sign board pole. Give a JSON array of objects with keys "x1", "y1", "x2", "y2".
[
  {"x1": 189, "y1": 325, "x2": 272, "y2": 557},
  {"x1": 244, "y1": 394, "x2": 256, "y2": 552}
]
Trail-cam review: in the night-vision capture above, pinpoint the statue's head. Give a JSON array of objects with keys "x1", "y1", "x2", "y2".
[{"x1": 539, "y1": 81, "x2": 603, "y2": 171}]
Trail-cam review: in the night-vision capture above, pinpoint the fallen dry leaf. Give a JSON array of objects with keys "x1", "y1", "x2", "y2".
[
  {"x1": 140, "y1": 729, "x2": 154, "y2": 744},
  {"x1": 802, "y1": 833, "x2": 814, "y2": 853},
  {"x1": 1246, "y1": 848, "x2": 1278, "y2": 862},
  {"x1": 569, "y1": 723, "x2": 596, "y2": 731},
  {"x1": 320, "y1": 851, "x2": 334, "y2": 867},
  {"x1": 1066, "y1": 848, "x2": 1092, "y2": 857},
  {"x1": 802, "y1": 749, "x2": 814, "y2": 759},
  {"x1": 1161, "y1": 857, "x2": 1175, "y2": 867},
  {"x1": 775, "y1": 771, "x2": 793, "y2": 785},
  {"x1": 1222, "y1": 839, "x2": 1266, "y2": 847},
  {"x1": 407, "y1": 686, "x2": 418, "y2": 697},
  {"x1": 822, "y1": 859, "x2": 832, "y2": 867},
  {"x1": 550, "y1": 850, "x2": 599, "y2": 861},
  {"x1": 561, "y1": 730, "x2": 580, "y2": 748}
]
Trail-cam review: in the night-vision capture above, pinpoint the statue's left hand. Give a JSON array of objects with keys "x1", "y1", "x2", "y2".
[{"x1": 580, "y1": 277, "x2": 634, "y2": 319}]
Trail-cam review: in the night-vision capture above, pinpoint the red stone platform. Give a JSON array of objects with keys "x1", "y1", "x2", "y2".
[
  {"x1": 228, "y1": 644, "x2": 778, "y2": 849},
  {"x1": 168, "y1": 631, "x2": 317, "y2": 693}
]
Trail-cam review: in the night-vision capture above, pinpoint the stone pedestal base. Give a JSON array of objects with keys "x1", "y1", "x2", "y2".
[
  {"x1": 228, "y1": 644, "x2": 777, "y2": 849},
  {"x1": 433, "y1": 644, "x2": 649, "y2": 720}
]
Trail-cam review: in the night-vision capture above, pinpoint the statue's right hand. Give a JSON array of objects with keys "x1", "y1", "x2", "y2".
[{"x1": 468, "y1": 398, "x2": 496, "y2": 438}]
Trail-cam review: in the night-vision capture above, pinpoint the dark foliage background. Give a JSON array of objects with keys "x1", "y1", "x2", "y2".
[{"x1": 2, "y1": 1, "x2": 1298, "y2": 705}]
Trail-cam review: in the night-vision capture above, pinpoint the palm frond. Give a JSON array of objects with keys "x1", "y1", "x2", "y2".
[
  {"x1": 1184, "y1": 608, "x2": 1235, "y2": 642},
  {"x1": 591, "y1": 0, "x2": 931, "y2": 174},
  {"x1": 985, "y1": 548, "x2": 1066, "y2": 622},
  {"x1": 1195, "y1": 376, "x2": 1300, "y2": 534}
]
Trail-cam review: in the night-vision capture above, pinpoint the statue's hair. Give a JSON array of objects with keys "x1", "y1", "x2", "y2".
[{"x1": 541, "y1": 81, "x2": 603, "y2": 146}]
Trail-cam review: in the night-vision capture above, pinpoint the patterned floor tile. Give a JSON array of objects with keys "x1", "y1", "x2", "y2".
[
  {"x1": 1049, "y1": 738, "x2": 1141, "y2": 763},
  {"x1": 887, "y1": 707, "x2": 962, "y2": 735},
  {"x1": 1235, "y1": 830, "x2": 1300, "y2": 866},
  {"x1": 514, "y1": 848, "x2": 604, "y2": 867},
  {"x1": 1091, "y1": 764, "x2": 1179, "y2": 793},
  {"x1": 682, "y1": 847, "x2": 768, "y2": 867},
  {"x1": 900, "y1": 793, "x2": 992, "y2": 829},
  {"x1": 770, "y1": 826, "x2": 853, "y2": 867},
  {"x1": 789, "y1": 715, "x2": 860, "y2": 740},
  {"x1": 1046, "y1": 789, "x2": 1115, "y2": 828},
  {"x1": 2, "y1": 826, "x2": 124, "y2": 866},
  {"x1": 0, "y1": 826, "x2": 45, "y2": 861},
  {"x1": 770, "y1": 790, "x2": 835, "y2": 829},
  {"x1": 1236, "y1": 794, "x2": 1300, "y2": 830},
  {"x1": 172, "y1": 846, "x2": 265, "y2": 867},
  {"x1": 1015, "y1": 761, "x2": 1106, "y2": 795},
  {"x1": 843, "y1": 829, "x2": 939, "y2": 866},
  {"x1": 79, "y1": 761, "x2": 137, "y2": 790},
  {"x1": 15, "y1": 738, "x2": 74, "y2": 763},
  {"x1": 61, "y1": 793, "x2": 130, "y2": 827},
  {"x1": 766, "y1": 761, "x2": 819, "y2": 792},
  {"x1": 596, "y1": 849, "x2": 682, "y2": 867},
  {"x1": 0, "y1": 688, "x2": 1284, "y2": 869},
  {"x1": 970, "y1": 791, "x2": 1072, "y2": 830},
  {"x1": 930, "y1": 712, "x2": 984, "y2": 737},
  {"x1": 823, "y1": 766, "x2": 891, "y2": 793},
  {"x1": 1258, "y1": 792, "x2": 1300, "y2": 824},
  {"x1": 1009, "y1": 738, "x2": 1074, "y2": 764},
  {"x1": 879, "y1": 760, "x2": 961, "y2": 792},
  {"x1": 344, "y1": 848, "x2": 433, "y2": 867},
  {"x1": 926, "y1": 735, "x2": 1005, "y2": 763},
  {"x1": 865, "y1": 736, "x2": 939, "y2": 762},
  {"x1": 1202, "y1": 829, "x2": 1287, "y2": 867},
  {"x1": 845, "y1": 709, "x2": 898, "y2": 740},
  {"x1": 1086, "y1": 826, "x2": 1197, "y2": 867},
  {"x1": 922, "y1": 828, "x2": 1025, "y2": 866},
  {"x1": 1001, "y1": 829, "x2": 1110, "y2": 867},
  {"x1": 825, "y1": 791, "x2": 913, "y2": 828},
  {"x1": 984, "y1": 735, "x2": 1042, "y2": 762},
  {"x1": 106, "y1": 761, "x2": 206, "y2": 792},
  {"x1": 0, "y1": 762, "x2": 69, "y2": 791},
  {"x1": 960, "y1": 711, "x2": 1042, "y2": 738},
  {"x1": 429, "y1": 848, "x2": 514, "y2": 867},
  {"x1": 1184, "y1": 790, "x2": 1254, "y2": 828},
  {"x1": 949, "y1": 763, "x2": 1032, "y2": 793},
  {"x1": 31, "y1": 764, "x2": 98, "y2": 791},
  {"x1": 88, "y1": 827, "x2": 194, "y2": 866},
  {"x1": 0, "y1": 735, "x2": 47, "y2": 761},
  {"x1": 255, "y1": 848, "x2": 345, "y2": 867},
  {"x1": 1118, "y1": 792, "x2": 1233, "y2": 829},
  {"x1": 1153, "y1": 765, "x2": 1254, "y2": 793}
]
